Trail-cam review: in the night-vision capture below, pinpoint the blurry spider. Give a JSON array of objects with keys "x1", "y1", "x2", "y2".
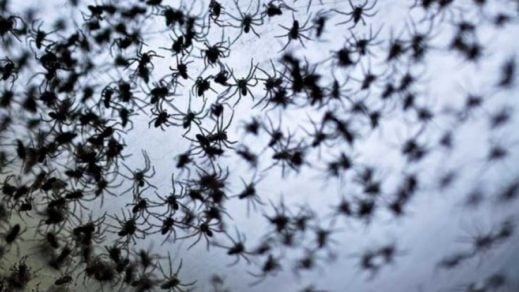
[
  {"x1": 27, "y1": 21, "x2": 57, "y2": 51},
  {"x1": 313, "y1": 9, "x2": 332, "y2": 38},
  {"x1": 327, "y1": 74, "x2": 353, "y2": 107},
  {"x1": 0, "y1": 58, "x2": 18, "y2": 83},
  {"x1": 226, "y1": 0, "x2": 264, "y2": 44},
  {"x1": 254, "y1": 60, "x2": 285, "y2": 108},
  {"x1": 264, "y1": 197, "x2": 292, "y2": 234},
  {"x1": 261, "y1": 112, "x2": 286, "y2": 150},
  {"x1": 276, "y1": 14, "x2": 313, "y2": 51},
  {"x1": 170, "y1": 94, "x2": 208, "y2": 135},
  {"x1": 333, "y1": 0, "x2": 378, "y2": 29},
  {"x1": 213, "y1": 227, "x2": 252, "y2": 266},
  {"x1": 458, "y1": 220, "x2": 503, "y2": 257},
  {"x1": 132, "y1": 245, "x2": 162, "y2": 272},
  {"x1": 293, "y1": 249, "x2": 325, "y2": 276},
  {"x1": 352, "y1": 58, "x2": 386, "y2": 92},
  {"x1": 110, "y1": 30, "x2": 144, "y2": 55},
  {"x1": 263, "y1": 0, "x2": 297, "y2": 17},
  {"x1": 224, "y1": 59, "x2": 259, "y2": 105},
  {"x1": 347, "y1": 25, "x2": 383, "y2": 57},
  {"x1": 69, "y1": 211, "x2": 108, "y2": 247},
  {"x1": 5, "y1": 256, "x2": 35, "y2": 291},
  {"x1": 2, "y1": 223, "x2": 26, "y2": 255},
  {"x1": 269, "y1": 135, "x2": 308, "y2": 177},
  {"x1": 405, "y1": 19, "x2": 436, "y2": 62},
  {"x1": 158, "y1": 254, "x2": 196, "y2": 292},
  {"x1": 301, "y1": 114, "x2": 334, "y2": 157},
  {"x1": 192, "y1": 162, "x2": 230, "y2": 194},
  {"x1": 193, "y1": 110, "x2": 236, "y2": 150},
  {"x1": 231, "y1": 174, "x2": 265, "y2": 215},
  {"x1": 120, "y1": 150, "x2": 157, "y2": 196},
  {"x1": 235, "y1": 145, "x2": 259, "y2": 168},
  {"x1": 435, "y1": 251, "x2": 472, "y2": 272},
  {"x1": 248, "y1": 254, "x2": 282, "y2": 286}
]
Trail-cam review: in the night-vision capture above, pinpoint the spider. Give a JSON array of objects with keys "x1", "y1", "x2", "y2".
[
  {"x1": 248, "y1": 254, "x2": 282, "y2": 286},
  {"x1": 150, "y1": 174, "x2": 188, "y2": 217},
  {"x1": 158, "y1": 254, "x2": 196, "y2": 292},
  {"x1": 2, "y1": 223, "x2": 26, "y2": 255},
  {"x1": 254, "y1": 59, "x2": 285, "y2": 107},
  {"x1": 346, "y1": 25, "x2": 382, "y2": 58},
  {"x1": 261, "y1": 112, "x2": 287, "y2": 150},
  {"x1": 192, "y1": 75, "x2": 216, "y2": 98},
  {"x1": 127, "y1": 47, "x2": 163, "y2": 82},
  {"x1": 0, "y1": 57, "x2": 18, "y2": 83},
  {"x1": 149, "y1": 104, "x2": 173, "y2": 131},
  {"x1": 200, "y1": 37, "x2": 231, "y2": 67},
  {"x1": 333, "y1": 0, "x2": 378, "y2": 29},
  {"x1": 276, "y1": 14, "x2": 313, "y2": 51},
  {"x1": 27, "y1": 21, "x2": 57, "y2": 51},
  {"x1": 226, "y1": 0, "x2": 264, "y2": 44},
  {"x1": 405, "y1": 19, "x2": 436, "y2": 62},
  {"x1": 112, "y1": 80, "x2": 147, "y2": 111},
  {"x1": 169, "y1": 94, "x2": 208, "y2": 136},
  {"x1": 263, "y1": 197, "x2": 293, "y2": 234},
  {"x1": 327, "y1": 74, "x2": 353, "y2": 107},
  {"x1": 5, "y1": 256, "x2": 35, "y2": 291},
  {"x1": 293, "y1": 249, "x2": 324, "y2": 276},
  {"x1": 107, "y1": 209, "x2": 152, "y2": 246},
  {"x1": 351, "y1": 59, "x2": 386, "y2": 92},
  {"x1": 0, "y1": 14, "x2": 25, "y2": 41},
  {"x1": 235, "y1": 145, "x2": 259, "y2": 169},
  {"x1": 160, "y1": 33, "x2": 191, "y2": 57},
  {"x1": 209, "y1": 61, "x2": 231, "y2": 86},
  {"x1": 231, "y1": 175, "x2": 265, "y2": 215},
  {"x1": 169, "y1": 53, "x2": 193, "y2": 81},
  {"x1": 120, "y1": 150, "x2": 157, "y2": 197},
  {"x1": 110, "y1": 30, "x2": 144, "y2": 55},
  {"x1": 209, "y1": 0, "x2": 224, "y2": 26},
  {"x1": 192, "y1": 163, "x2": 230, "y2": 194},
  {"x1": 93, "y1": 173, "x2": 124, "y2": 209},
  {"x1": 301, "y1": 115, "x2": 334, "y2": 156},
  {"x1": 180, "y1": 217, "x2": 223, "y2": 250},
  {"x1": 213, "y1": 227, "x2": 252, "y2": 266},
  {"x1": 126, "y1": 194, "x2": 154, "y2": 224},
  {"x1": 147, "y1": 79, "x2": 177, "y2": 109},
  {"x1": 269, "y1": 134, "x2": 308, "y2": 177},
  {"x1": 224, "y1": 59, "x2": 259, "y2": 105},
  {"x1": 313, "y1": 9, "x2": 332, "y2": 38},
  {"x1": 68, "y1": 212, "x2": 108, "y2": 247},
  {"x1": 204, "y1": 110, "x2": 236, "y2": 149}
]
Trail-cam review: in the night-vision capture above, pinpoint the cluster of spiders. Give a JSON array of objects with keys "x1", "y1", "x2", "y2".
[{"x1": 0, "y1": 0, "x2": 518, "y2": 291}]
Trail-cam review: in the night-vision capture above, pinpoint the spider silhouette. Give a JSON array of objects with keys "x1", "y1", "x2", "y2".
[
  {"x1": 276, "y1": 14, "x2": 313, "y2": 51},
  {"x1": 333, "y1": 0, "x2": 378, "y2": 29}
]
